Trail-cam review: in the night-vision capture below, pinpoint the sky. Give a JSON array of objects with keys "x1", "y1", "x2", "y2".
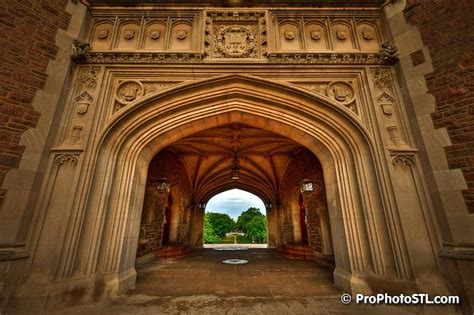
[{"x1": 205, "y1": 189, "x2": 266, "y2": 220}]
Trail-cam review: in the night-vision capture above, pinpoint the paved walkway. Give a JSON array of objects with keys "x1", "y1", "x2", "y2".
[
  {"x1": 53, "y1": 249, "x2": 455, "y2": 314},
  {"x1": 203, "y1": 243, "x2": 267, "y2": 249}
]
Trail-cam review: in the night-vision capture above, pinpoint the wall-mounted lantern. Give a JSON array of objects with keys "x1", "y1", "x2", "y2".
[
  {"x1": 299, "y1": 179, "x2": 314, "y2": 193},
  {"x1": 265, "y1": 203, "x2": 273, "y2": 209},
  {"x1": 156, "y1": 178, "x2": 171, "y2": 193}
]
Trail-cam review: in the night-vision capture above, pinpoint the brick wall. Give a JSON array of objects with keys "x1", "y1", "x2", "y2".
[
  {"x1": 404, "y1": 0, "x2": 474, "y2": 212},
  {"x1": 279, "y1": 149, "x2": 327, "y2": 251},
  {"x1": 136, "y1": 149, "x2": 192, "y2": 258},
  {"x1": 0, "y1": 0, "x2": 71, "y2": 204}
]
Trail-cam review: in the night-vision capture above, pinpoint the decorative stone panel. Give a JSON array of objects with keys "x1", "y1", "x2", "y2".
[
  {"x1": 89, "y1": 13, "x2": 200, "y2": 52},
  {"x1": 204, "y1": 11, "x2": 267, "y2": 59},
  {"x1": 291, "y1": 80, "x2": 358, "y2": 115},
  {"x1": 113, "y1": 80, "x2": 183, "y2": 112}
]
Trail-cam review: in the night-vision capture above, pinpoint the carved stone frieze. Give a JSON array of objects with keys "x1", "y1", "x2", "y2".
[
  {"x1": 326, "y1": 81, "x2": 355, "y2": 106},
  {"x1": 116, "y1": 80, "x2": 143, "y2": 105},
  {"x1": 84, "y1": 52, "x2": 204, "y2": 64},
  {"x1": 371, "y1": 67, "x2": 410, "y2": 147},
  {"x1": 371, "y1": 67, "x2": 395, "y2": 103},
  {"x1": 268, "y1": 52, "x2": 391, "y2": 65},
  {"x1": 215, "y1": 25, "x2": 257, "y2": 58},
  {"x1": 61, "y1": 66, "x2": 101, "y2": 147},
  {"x1": 142, "y1": 82, "x2": 180, "y2": 95},
  {"x1": 293, "y1": 82, "x2": 328, "y2": 95},
  {"x1": 76, "y1": 66, "x2": 100, "y2": 94},
  {"x1": 205, "y1": 11, "x2": 266, "y2": 59},
  {"x1": 391, "y1": 154, "x2": 416, "y2": 167},
  {"x1": 73, "y1": 66, "x2": 100, "y2": 115},
  {"x1": 54, "y1": 154, "x2": 79, "y2": 165},
  {"x1": 292, "y1": 81, "x2": 357, "y2": 114},
  {"x1": 114, "y1": 80, "x2": 183, "y2": 112},
  {"x1": 371, "y1": 67, "x2": 397, "y2": 121}
]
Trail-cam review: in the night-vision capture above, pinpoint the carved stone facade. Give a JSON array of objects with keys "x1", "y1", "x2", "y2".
[{"x1": 0, "y1": 1, "x2": 472, "y2": 314}]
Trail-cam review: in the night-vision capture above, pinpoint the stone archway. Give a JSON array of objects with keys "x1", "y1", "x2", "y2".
[{"x1": 17, "y1": 75, "x2": 447, "y2": 305}]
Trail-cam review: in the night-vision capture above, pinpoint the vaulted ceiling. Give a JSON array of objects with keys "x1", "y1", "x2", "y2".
[
  {"x1": 166, "y1": 123, "x2": 308, "y2": 204},
  {"x1": 90, "y1": 0, "x2": 382, "y2": 7}
]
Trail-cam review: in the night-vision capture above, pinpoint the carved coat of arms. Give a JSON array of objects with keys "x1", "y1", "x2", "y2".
[{"x1": 216, "y1": 25, "x2": 256, "y2": 58}]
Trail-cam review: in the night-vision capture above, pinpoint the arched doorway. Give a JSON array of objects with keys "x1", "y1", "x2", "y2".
[
  {"x1": 299, "y1": 194, "x2": 308, "y2": 245},
  {"x1": 19, "y1": 75, "x2": 447, "y2": 304},
  {"x1": 84, "y1": 75, "x2": 405, "y2": 294},
  {"x1": 161, "y1": 195, "x2": 172, "y2": 246}
]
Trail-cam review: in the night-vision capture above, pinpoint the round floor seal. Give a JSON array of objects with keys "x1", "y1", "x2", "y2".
[
  {"x1": 222, "y1": 259, "x2": 248, "y2": 265},
  {"x1": 214, "y1": 247, "x2": 249, "y2": 251}
]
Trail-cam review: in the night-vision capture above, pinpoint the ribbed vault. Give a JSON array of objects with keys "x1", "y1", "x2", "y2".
[{"x1": 165, "y1": 123, "x2": 306, "y2": 204}]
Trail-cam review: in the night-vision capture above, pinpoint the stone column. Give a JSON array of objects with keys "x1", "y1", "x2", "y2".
[
  {"x1": 266, "y1": 204, "x2": 278, "y2": 248},
  {"x1": 189, "y1": 204, "x2": 204, "y2": 247}
]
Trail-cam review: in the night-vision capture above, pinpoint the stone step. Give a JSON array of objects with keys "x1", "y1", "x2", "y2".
[
  {"x1": 156, "y1": 244, "x2": 191, "y2": 259},
  {"x1": 276, "y1": 243, "x2": 316, "y2": 260}
]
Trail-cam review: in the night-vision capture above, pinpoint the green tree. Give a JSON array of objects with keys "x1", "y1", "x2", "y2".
[
  {"x1": 205, "y1": 212, "x2": 236, "y2": 238},
  {"x1": 236, "y1": 207, "x2": 264, "y2": 233},
  {"x1": 246, "y1": 215, "x2": 267, "y2": 244},
  {"x1": 203, "y1": 214, "x2": 221, "y2": 244}
]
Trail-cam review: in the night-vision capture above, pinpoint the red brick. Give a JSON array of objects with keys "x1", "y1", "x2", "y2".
[
  {"x1": 405, "y1": 0, "x2": 474, "y2": 212},
  {"x1": 0, "y1": 0, "x2": 71, "y2": 204}
]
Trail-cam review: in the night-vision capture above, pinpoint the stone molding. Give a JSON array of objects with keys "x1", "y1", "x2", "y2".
[
  {"x1": 80, "y1": 8, "x2": 396, "y2": 64},
  {"x1": 78, "y1": 51, "x2": 395, "y2": 65}
]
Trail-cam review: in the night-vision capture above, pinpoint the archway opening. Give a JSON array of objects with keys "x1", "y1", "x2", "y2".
[
  {"x1": 204, "y1": 189, "x2": 267, "y2": 246},
  {"x1": 135, "y1": 123, "x2": 334, "y2": 266}
]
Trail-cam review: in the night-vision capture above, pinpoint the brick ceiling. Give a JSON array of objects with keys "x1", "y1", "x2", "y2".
[{"x1": 89, "y1": 0, "x2": 382, "y2": 7}]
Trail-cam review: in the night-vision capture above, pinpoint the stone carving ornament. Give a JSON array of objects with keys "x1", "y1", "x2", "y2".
[
  {"x1": 310, "y1": 31, "x2": 321, "y2": 41},
  {"x1": 124, "y1": 29, "x2": 135, "y2": 40},
  {"x1": 150, "y1": 30, "x2": 161, "y2": 40},
  {"x1": 176, "y1": 30, "x2": 187, "y2": 40},
  {"x1": 71, "y1": 40, "x2": 91, "y2": 63},
  {"x1": 392, "y1": 154, "x2": 415, "y2": 167},
  {"x1": 54, "y1": 154, "x2": 79, "y2": 165},
  {"x1": 97, "y1": 29, "x2": 109, "y2": 40},
  {"x1": 336, "y1": 29, "x2": 348, "y2": 40},
  {"x1": 116, "y1": 80, "x2": 144, "y2": 105},
  {"x1": 380, "y1": 41, "x2": 398, "y2": 64},
  {"x1": 326, "y1": 81, "x2": 355, "y2": 106},
  {"x1": 284, "y1": 31, "x2": 295, "y2": 40},
  {"x1": 216, "y1": 25, "x2": 256, "y2": 58},
  {"x1": 362, "y1": 30, "x2": 374, "y2": 40}
]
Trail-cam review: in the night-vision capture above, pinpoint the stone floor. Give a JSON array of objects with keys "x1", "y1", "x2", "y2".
[{"x1": 47, "y1": 248, "x2": 456, "y2": 314}]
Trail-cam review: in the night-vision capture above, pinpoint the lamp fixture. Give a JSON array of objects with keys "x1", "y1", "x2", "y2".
[
  {"x1": 231, "y1": 154, "x2": 240, "y2": 180},
  {"x1": 156, "y1": 177, "x2": 171, "y2": 193},
  {"x1": 300, "y1": 179, "x2": 314, "y2": 193}
]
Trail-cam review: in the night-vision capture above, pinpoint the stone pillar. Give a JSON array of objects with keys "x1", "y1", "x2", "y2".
[
  {"x1": 266, "y1": 204, "x2": 278, "y2": 248},
  {"x1": 189, "y1": 205, "x2": 204, "y2": 247}
]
